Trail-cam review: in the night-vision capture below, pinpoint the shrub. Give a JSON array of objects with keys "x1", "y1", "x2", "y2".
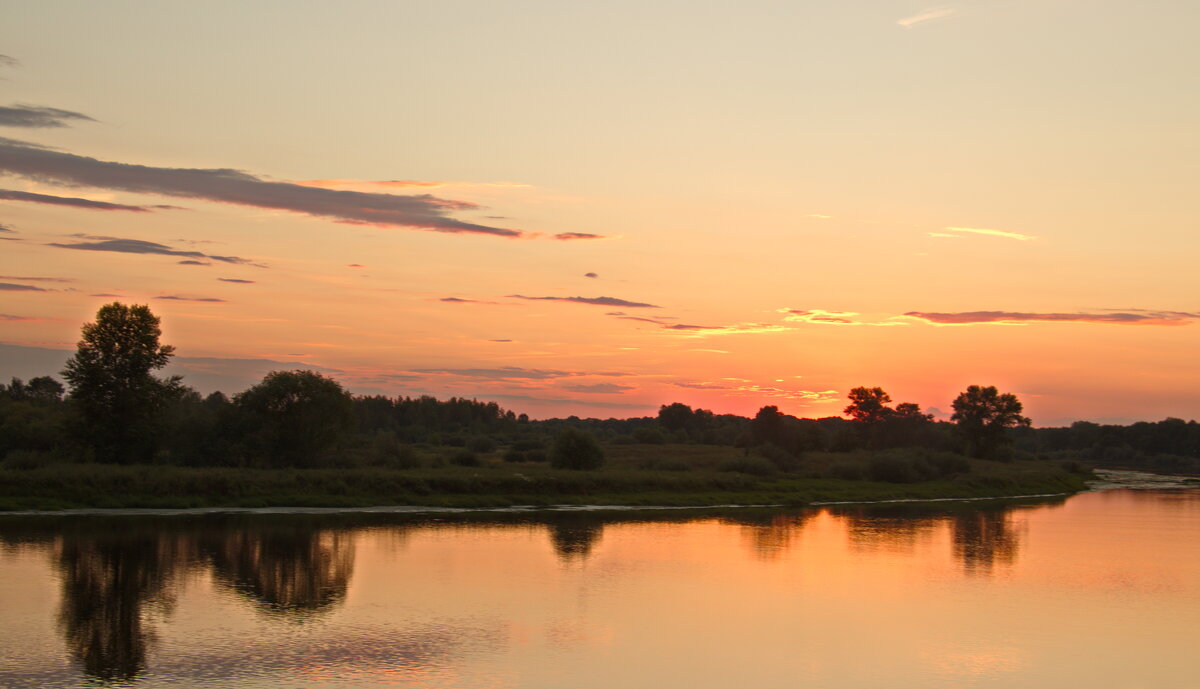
[
  {"x1": 717, "y1": 455, "x2": 777, "y2": 476},
  {"x1": 755, "y1": 443, "x2": 801, "y2": 471},
  {"x1": 503, "y1": 449, "x2": 526, "y2": 463},
  {"x1": 633, "y1": 427, "x2": 667, "y2": 444},
  {"x1": 467, "y1": 436, "x2": 496, "y2": 453},
  {"x1": 449, "y1": 450, "x2": 479, "y2": 467},
  {"x1": 550, "y1": 428, "x2": 606, "y2": 470},
  {"x1": 369, "y1": 431, "x2": 422, "y2": 469},
  {"x1": 827, "y1": 460, "x2": 867, "y2": 481}
]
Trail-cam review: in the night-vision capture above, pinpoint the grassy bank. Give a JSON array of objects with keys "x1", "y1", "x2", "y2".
[{"x1": 0, "y1": 444, "x2": 1093, "y2": 511}]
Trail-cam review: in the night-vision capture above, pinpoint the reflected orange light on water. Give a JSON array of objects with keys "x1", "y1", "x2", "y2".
[{"x1": 2, "y1": 490, "x2": 1199, "y2": 688}]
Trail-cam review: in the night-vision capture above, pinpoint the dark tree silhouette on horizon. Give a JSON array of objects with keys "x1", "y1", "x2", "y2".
[
  {"x1": 62, "y1": 303, "x2": 181, "y2": 463},
  {"x1": 951, "y1": 385, "x2": 1031, "y2": 458},
  {"x1": 844, "y1": 387, "x2": 893, "y2": 424}
]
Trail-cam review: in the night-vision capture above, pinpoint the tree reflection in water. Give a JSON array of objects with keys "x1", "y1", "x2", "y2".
[
  {"x1": 49, "y1": 518, "x2": 355, "y2": 683},
  {"x1": 725, "y1": 512, "x2": 813, "y2": 560},
  {"x1": 205, "y1": 526, "x2": 355, "y2": 618},
  {"x1": 951, "y1": 509, "x2": 1021, "y2": 575},
  {"x1": 546, "y1": 516, "x2": 605, "y2": 561},
  {"x1": 55, "y1": 532, "x2": 192, "y2": 683}
]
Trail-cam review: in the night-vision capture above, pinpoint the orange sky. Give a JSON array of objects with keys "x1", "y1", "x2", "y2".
[{"x1": 2, "y1": 1, "x2": 1198, "y2": 423}]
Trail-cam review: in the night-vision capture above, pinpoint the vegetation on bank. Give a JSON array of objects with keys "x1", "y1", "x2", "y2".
[
  {"x1": 0, "y1": 445, "x2": 1092, "y2": 511},
  {"x1": 0, "y1": 302, "x2": 1191, "y2": 510}
]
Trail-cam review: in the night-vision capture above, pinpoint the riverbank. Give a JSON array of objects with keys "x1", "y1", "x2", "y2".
[{"x1": 0, "y1": 445, "x2": 1093, "y2": 511}]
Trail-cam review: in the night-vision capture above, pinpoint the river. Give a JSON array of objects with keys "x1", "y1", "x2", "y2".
[{"x1": 2, "y1": 483, "x2": 1198, "y2": 688}]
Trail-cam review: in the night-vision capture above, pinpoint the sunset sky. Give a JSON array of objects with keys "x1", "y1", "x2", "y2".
[{"x1": 2, "y1": 0, "x2": 1198, "y2": 424}]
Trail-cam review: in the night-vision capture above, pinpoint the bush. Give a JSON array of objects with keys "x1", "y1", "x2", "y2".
[
  {"x1": 503, "y1": 449, "x2": 527, "y2": 463},
  {"x1": 826, "y1": 460, "x2": 867, "y2": 481},
  {"x1": 633, "y1": 427, "x2": 667, "y2": 444},
  {"x1": 550, "y1": 428, "x2": 606, "y2": 470},
  {"x1": 717, "y1": 455, "x2": 777, "y2": 476},
  {"x1": 867, "y1": 452, "x2": 935, "y2": 483},
  {"x1": 525, "y1": 449, "x2": 548, "y2": 463},
  {"x1": 755, "y1": 442, "x2": 801, "y2": 471},
  {"x1": 449, "y1": 449, "x2": 479, "y2": 467},
  {"x1": 467, "y1": 436, "x2": 496, "y2": 453},
  {"x1": 368, "y1": 431, "x2": 422, "y2": 469}
]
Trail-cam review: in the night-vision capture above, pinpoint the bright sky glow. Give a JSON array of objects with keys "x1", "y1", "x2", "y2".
[{"x1": 2, "y1": 0, "x2": 1198, "y2": 423}]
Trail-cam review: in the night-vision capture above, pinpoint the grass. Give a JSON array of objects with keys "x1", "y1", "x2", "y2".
[{"x1": 0, "y1": 444, "x2": 1093, "y2": 511}]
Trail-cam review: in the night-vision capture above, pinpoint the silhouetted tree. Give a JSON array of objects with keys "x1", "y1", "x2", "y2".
[
  {"x1": 657, "y1": 403, "x2": 694, "y2": 432},
  {"x1": 62, "y1": 303, "x2": 181, "y2": 463},
  {"x1": 235, "y1": 370, "x2": 354, "y2": 467},
  {"x1": 751, "y1": 405, "x2": 785, "y2": 446},
  {"x1": 844, "y1": 387, "x2": 894, "y2": 423},
  {"x1": 550, "y1": 427, "x2": 605, "y2": 470},
  {"x1": 951, "y1": 385, "x2": 1031, "y2": 458}
]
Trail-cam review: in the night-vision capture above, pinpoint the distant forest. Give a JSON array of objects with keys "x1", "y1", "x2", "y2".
[{"x1": 1, "y1": 303, "x2": 1198, "y2": 475}]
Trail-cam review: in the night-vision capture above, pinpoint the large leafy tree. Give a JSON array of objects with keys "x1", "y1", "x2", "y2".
[
  {"x1": 951, "y1": 385, "x2": 1031, "y2": 458},
  {"x1": 550, "y1": 427, "x2": 606, "y2": 470},
  {"x1": 844, "y1": 387, "x2": 894, "y2": 423},
  {"x1": 62, "y1": 303, "x2": 181, "y2": 463},
  {"x1": 235, "y1": 370, "x2": 354, "y2": 467}
]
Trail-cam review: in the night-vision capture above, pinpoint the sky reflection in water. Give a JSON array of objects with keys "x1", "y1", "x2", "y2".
[{"x1": 2, "y1": 489, "x2": 1199, "y2": 688}]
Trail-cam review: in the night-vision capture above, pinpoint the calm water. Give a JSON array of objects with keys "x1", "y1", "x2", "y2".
[{"x1": 2, "y1": 489, "x2": 1199, "y2": 688}]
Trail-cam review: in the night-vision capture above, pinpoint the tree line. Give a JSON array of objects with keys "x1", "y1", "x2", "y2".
[{"x1": 1, "y1": 303, "x2": 1196, "y2": 472}]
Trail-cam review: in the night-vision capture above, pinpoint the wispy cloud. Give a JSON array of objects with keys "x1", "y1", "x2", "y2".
[
  {"x1": 0, "y1": 223, "x2": 15, "y2": 233},
  {"x1": 554, "y1": 232, "x2": 606, "y2": 241},
  {"x1": 296, "y1": 179, "x2": 532, "y2": 191},
  {"x1": 584, "y1": 272, "x2": 599, "y2": 279},
  {"x1": 562, "y1": 383, "x2": 635, "y2": 394},
  {"x1": 156, "y1": 295, "x2": 226, "y2": 303},
  {"x1": 217, "y1": 278, "x2": 255, "y2": 284},
  {"x1": 412, "y1": 366, "x2": 629, "y2": 381},
  {"x1": 0, "y1": 313, "x2": 50, "y2": 322},
  {"x1": 48, "y1": 237, "x2": 259, "y2": 265},
  {"x1": 904, "y1": 310, "x2": 1200, "y2": 326},
  {"x1": 781, "y1": 309, "x2": 910, "y2": 326},
  {"x1": 0, "y1": 138, "x2": 522, "y2": 237},
  {"x1": 667, "y1": 322, "x2": 790, "y2": 337},
  {"x1": 0, "y1": 55, "x2": 18, "y2": 69},
  {"x1": 0, "y1": 104, "x2": 95, "y2": 128},
  {"x1": 0, "y1": 188, "x2": 177, "y2": 212},
  {"x1": 607, "y1": 310, "x2": 789, "y2": 336},
  {"x1": 897, "y1": 5, "x2": 958, "y2": 28},
  {"x1": 0, "y1": 282, "x2": 49, "y2": 292},
  {"x1": 934, "y1": 226, "x2": 1035, "y2": 241},
  {"x1": 510, "y1": 295, "x2": 662, "y2": 309},
  {"x1": 0, "y1": 275, "x2": 74, "y2": 283},
  {"x1": 439, "y1": 296, "x2": 509, "y2": 305},
  {"x1": 673, "y1": 380, "x2": 840, "y2": 403}
]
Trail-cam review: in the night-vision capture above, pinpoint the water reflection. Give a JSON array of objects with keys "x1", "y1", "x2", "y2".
[
  {"x1": 724, "y1": 512, "x2": 813, "y2": 559},
  {"x1": 0, "y1": 496, "x2": 1097, "y2": 686},
  {"x1": 205, "y1": 527, "x2": 354, "y2": 618},
  {"x1": 837, "y1": 507, "x2": 941, "y2": 555},
  {"x1": 546, "y1": 516, "x2": 605, "y2": 561},
  {"x1": 951, "y1": 510, "x2": 1021, "y2": 576},
  {"x1": 56, "y1": 531, "x2": 192, "y2": 682}
]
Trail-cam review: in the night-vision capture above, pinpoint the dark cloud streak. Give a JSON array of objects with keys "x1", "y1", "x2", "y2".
[
  {"x1": 0, "y1": 282, "x2": 48, "y2": 291},
  {"x1": 0, "y1": 138, "x2": 521, "y2": 237},
  {"x1": 510, "y1": 294, "x2": 661, "y2": 309},
  {"x1": 0, "y1": 188, "x2": 159, "y2": 211},
  {"x1": 48, "y1": 237, "x2": 257, "y2": 265},
  {"x1": 905, "y1": 310, "x2": 1200, "y2": 326},
  {"x1": 0, "y1": 104, "x2": 95, "y2": 128}
]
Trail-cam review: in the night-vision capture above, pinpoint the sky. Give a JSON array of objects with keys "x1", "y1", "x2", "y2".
[{"x1": 1, "y1": 0, "x2": 1198, "y2": 424}]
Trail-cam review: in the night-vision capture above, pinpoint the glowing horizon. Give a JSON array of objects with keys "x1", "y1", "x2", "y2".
[{"x1": 2, "y1": 1, "x2": 1198, "y2": 424}]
